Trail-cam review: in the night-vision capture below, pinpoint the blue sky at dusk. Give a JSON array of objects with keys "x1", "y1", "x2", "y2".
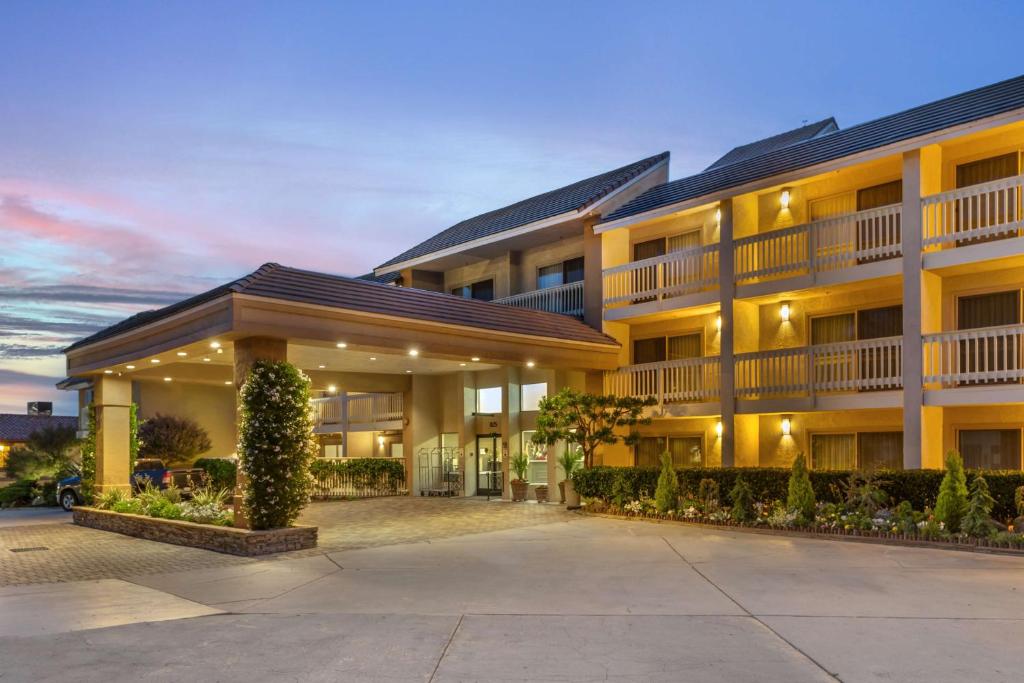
[{"x1": 1, "y1": 0, "x2": 1022, "y2": 414}]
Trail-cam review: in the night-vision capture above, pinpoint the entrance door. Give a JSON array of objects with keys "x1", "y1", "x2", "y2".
[{"x1": 476, "y1": 435, "x2": 502, "y2": 496}]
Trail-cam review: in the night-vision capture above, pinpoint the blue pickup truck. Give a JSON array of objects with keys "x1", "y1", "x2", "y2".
[{"x1": 57, "y1": 458, "x2": 206, "y2": 511}]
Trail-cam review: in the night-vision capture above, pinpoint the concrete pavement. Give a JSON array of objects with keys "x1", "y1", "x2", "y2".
[{"x1": 1, "y1": 502, "x2": 1023, "y2": 681}]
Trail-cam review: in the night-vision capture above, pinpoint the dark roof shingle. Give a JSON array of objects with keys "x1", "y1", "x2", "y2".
[
  {"x1": 66, "y1": 264, "x2": 618, "y2": 353},
  {"x1": 705, "y1": 117, "x2": 838, "y2": 171},
  {"x1": 0, "y1": 414, "x2": 79, "y2": 443},
  {"x1": 376, "y1": 152, "x2": 669, "y2": 270},
  {"x1": 603, "y1": 75, "x2": 1024, "y2": 224}
]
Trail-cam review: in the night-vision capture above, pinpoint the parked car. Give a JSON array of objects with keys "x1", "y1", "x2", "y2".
[{"x1": 56, "y1": 459, "x2": 207, "y2": 511}]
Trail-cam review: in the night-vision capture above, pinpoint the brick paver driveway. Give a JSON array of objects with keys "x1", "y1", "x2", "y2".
[{"x1": 0, "y1": 498, "x2": 572, "y2": 586}]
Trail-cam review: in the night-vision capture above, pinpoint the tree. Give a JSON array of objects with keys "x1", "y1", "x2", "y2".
[
  {"x1": 729, "y1": 476, "x2": 754, "y2": 524},
  {"x1": 531, "y1": 388, "x2": 656, "y2": 469},
  {"x1": 4, "y1": 424, "x2": 80, "y2": 480},
  {"x1": 935, "y1": 450, "x2": 968, "y2": 533},
  {"x1": 787, "y1": 453, "x2": 816, "y2": 526},
  {"x1": 138, "y1": 414, "x2": 212, "y2": 467},
  {"x1": 961, "y1": 475, "x2": 996, "y2": 539},
  {"x1": 654, "y1": 451, "x2": 679, "y2": 513},
  {"x1": 238, "y1": 360, "x2": 316, "y2": 530}
]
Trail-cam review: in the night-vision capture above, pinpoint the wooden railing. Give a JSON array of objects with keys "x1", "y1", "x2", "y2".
[
  {"x1": 603, "y1": 244, "x2": 719, "y2": 306},
  {"x1": 493, "y1": 280, "x2": 583, "y2": 317},
  {"x1": 604, "y1": 356, "x2": 720, "y2": 404},
  {"x1": 922, "y1": 174, "x2": 1024, "y2": 247},
  {"x1": 735, "y1": 336, "x2": 903, "y2": 398},
  {"x1": 312, "y1": 392, "x2": 404, "y2": 429},
  {"x1": 923, "y1": 324, "x2": 1024, "y2": 385},
  {"x1": 734, "y1": 205, "x2": 902, "y2": 283}
]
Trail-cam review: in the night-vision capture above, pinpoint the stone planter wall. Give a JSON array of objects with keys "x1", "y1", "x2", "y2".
[{"x1": 73, "y1": 507, "x2": 317, "y2": 556}]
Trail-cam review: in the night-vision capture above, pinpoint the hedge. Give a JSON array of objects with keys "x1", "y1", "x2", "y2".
[
  {"x1": 194, "y1": 458, "x2": 238, "y2": 491},
  {"x1": 573, "y1": 466, "x2": 1024, "y2": 521},
  {"x1": 309, "y1": 458, "x2": 406, "y2": 498}
]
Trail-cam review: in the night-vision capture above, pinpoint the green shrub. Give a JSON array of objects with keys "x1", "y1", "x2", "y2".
[
  {"x1": 94, "y1": 487, "x2": 131, "y2": 510},
  {"x1": 843, "y1": 472, "x2": 889, "y2": 516},
  {"x1": 935, "y1": 451, "x2": 968, "y2": 533},
  {"x1": 238, "y1": 360, "x2": 316, "y2": 529},
  {"x1": 1016, "y1": 486, "x2": 1024, "y2": 517},
  {"x1": 697, "y1": 478, "x2": 720, "y2": 513},
  {"x1": 610, "y1": 472, "x2": 635, "y2": 508},
  {"x1": 961, "y1": 475, "x2": 997, "y2": 539},
  {"x1": 729, "y1": 477, "x2": 754, "y2": 523},
  {"x1": 195, "y1": 458, "x2": 237, "y2": 490},
  {"x1": 510, "y1": 452, "x2": 530, "y2": 482},
  {"x1": 654, "y1": 452, "x2": 679, "y2": 513},
  {"x1": 309, "y1": 458, "x2": 405, "y2": 494},
  {"x1": 111, "y1": 498, "x2": 143, "y2": 515},
  {"x1": 0, "y1": 479, "x2": 38, "y2": 507},
  {"x1": 787, "y1": 454, "x2": 816, "y2": 526}
]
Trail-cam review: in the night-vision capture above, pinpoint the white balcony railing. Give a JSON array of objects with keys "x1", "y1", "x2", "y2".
[
  {"x1": 604, "y1": 356, "x2": 721, "y2": 404},
  {"x1": 923, "y1": 324, "x2": 1024, "y2": 386},
  {"x1": 603, "y1": 244, "x2": 719, "y2": 306},
  {"x1": 493, "y1": 280, "x2": 583, "y2": 317},
  {"x1": 312, "y1": 392, "x2": 404, "y2": 429},
  {"x1": 735, "y1": 336, "x2": 903, "y2": 398},
  {"x1": 922, "y1": 174, "x2": 1024, "y2": 247},
  {"x1": 734, "y1": 205, "x2": 902, "y2": 283}
]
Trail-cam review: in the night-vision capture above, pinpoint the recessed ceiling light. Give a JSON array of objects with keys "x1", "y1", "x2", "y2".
[
  {"x1": 224, "y1": 381, "x2": 232, "y2": 385},
  {"x1": 526, "y1": 361, "x2": 535, "y2": 368},
  {"x1": 369, "y1": 357, "x2": 377, "y2": 361},
  {"x1": 406, "y1": 369, "x2": 412, "y2": 373},
  {"x1": 408, "y1": 349, "x2": 419, "y2": 357},
  {"x1": 459, "y1": 363, "x2": 466, "y2": 367},
  {"x1": 163, "y1": 377, "x2": 172, "y2": 382},
  {"x1": 216, "y1": 348, "x2": 223, "y2": 354},
  {"x1": 210, "y1": 341, "x2": 221, "y2": 349},
  {"x1": 176, "y1": 351, "x2": 188, "y2": 357},
  {"x1": 471, "y1": 357, "x2": 480, "y2": 362},
  {"x1": 103, "y1": 370, "x2": 113, "y2": 374},
  {"x1": 202, "y1": 357, "x2": 211, "y2": 362},
  {"x1": 126, "y1": 365, "x2": 136, "y2": 370},
  {"x1": 328, "y1": 384, "x2": 337, "y2": 393},
  {"x1": 318, "y1": 364, "x2": 326, "y2": 369},
  {"x1": 151, "y1": 359, "x2": 160, "y2": 364},
  {"x1": 336, "y1": 342, "x2": 347, "y2": 348}
]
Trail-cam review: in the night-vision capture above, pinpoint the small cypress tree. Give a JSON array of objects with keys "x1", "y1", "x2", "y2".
[
  {"x1": 729, "y1": 476, "x2": 754, "y2": 524},
  {"x1": 934, "y1": 450, "x2": 968, "y2": 533},
  {"x1": 961, "y1": 475, "x2": 996, "y2": 539},
  {"x1": 787, "y1": 453, "x2": 816, "y2": 526},
  {"x1": 654, "y1": 451, "x2": 679, "y2": 513}
]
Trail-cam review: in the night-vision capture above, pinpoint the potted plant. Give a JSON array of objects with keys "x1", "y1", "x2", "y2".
[
  {"x1": 534, "y1": 483, "x2": 549, "y2": 503},
  {"x1": 510, "y1": 452, "x2": 529, "y2": 502},
  {"x1": 557, "y1": 449, "x2": 582, "y2": 504}
]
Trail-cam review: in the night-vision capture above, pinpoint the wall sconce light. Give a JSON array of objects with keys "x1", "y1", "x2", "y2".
[
  {"x1": 781, "y1": 416, "x2": 792, "y2": 436},
  {"x1": 780, "y1": 301, "x2": 791, "y2": 322},
  {"x1": 715, "y1": 421, "x2": 723, "y2": 437},
  {"x1": 377, "y1": 435, "x2": 385, "y2": 449},
  {"x1": 714, "y1": 207, "x2": 722, "y2": 225},
  {"x1": 328, "y1": 384, "x2": 337, "y2": 393},
  {"x1": 715, "y1": 315, "x2": 722, "y2": 331},
  {"x1": 780, "y1": 189, "x2": 791, "y2": 210}
]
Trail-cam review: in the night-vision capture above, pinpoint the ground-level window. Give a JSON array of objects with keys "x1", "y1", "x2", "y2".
[
  {"x1": 810, "y1": 432, "x2": 903, "y2": 471},
  {"x1": 521, "y1": 430, "x2": 547, "y2": 483},
  {"x1": 635, "y1": 436, "x2": 703, "y2": 468},
  {"x1": 476, "y1": 387, "x2": 502, "y2": 414},
  {"x1": 320, "y1": 434, "x2": 342, "y2": 458},
  {"x1": 958, "y1": 429, "x2": 1022, "y2": 470},
  {"x1": 520, "y1": 382, "x2": 547, "y2": 411}
]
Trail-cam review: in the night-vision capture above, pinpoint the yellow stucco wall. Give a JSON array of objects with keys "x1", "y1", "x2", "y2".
[
  {"x1": 136, "y1": 380, "x2": 237, "y2": 459},
  {"x1": 757, "y1": 408, "x2": 903, "y2": 468}
]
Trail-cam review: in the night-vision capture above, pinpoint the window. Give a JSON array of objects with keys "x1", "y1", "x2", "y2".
[
  {"x1": 451, "y1": 279, "x2": 494, "y2": 301},
  {"x1": 632, "y1": 333, "x2": 701, "y2": 364},
  {"x1": 476, "y1": 386, "x2": 502, "y2": 414},
  {"x1": 856, "y1": 180, "x2": 902, "y2": 211},
  {"x1": 537, "y1": 257, "x2": 584, "y2": 290},
  {"x1": 522, "y1": 430, "x2": 547, "y2": 483},
  {"x1": 958, "y1": 429, "x2": 1022, "y2": 470},
  {"x1": 635, "y1": 436, "x2": 703, "y2": 468},
  {"x1": 633, "y1": 231, "x2": 701, "y2": 262},
  {"x1": 811, "y1": 432, "x2": 904, "y2": 470},
  {"x1": 520, "y1": 382, "x2": 547, "y2": 412},
  {"x1": 955, "y1": 153, "x2": 1020, "y2": 243},
  {"x1": 956, "y1": 152, "x2": 1019, "y2": 188},
  {"x1": 957, "y1": 291, "x2": 1021, "y2": 384}
]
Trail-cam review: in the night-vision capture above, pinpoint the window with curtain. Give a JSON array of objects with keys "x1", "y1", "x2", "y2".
[
  {"x1": 635, "y1": 435, "x2": 703, "y2": 468},
  {"x1": 956, "y1": 153, "x2": 1019, "y2": 188},
  {"x1": 810, "y1": 433, "x2": 856, "y2": 470},
  {"x1": 634, "y1": 334, "x2": 702, "y2": 364},
  {"x1": 955, "y1": 152, "x2": 1020, "y2": 243},
  {"x1": 635, "y1": 437, "x2": 664, "y2": 468},
  {"x1": 667, "y1": 230, "x2": 701, "y2": 253},
  {"x1": 857, "y1": 180, "x2": 903, "y2": 210},
  {"x1": 633, "y1": 337, "x2": 665, "y2": 365},
  {"x1": 857, "y1": 432, "x2": 903, "y2": 470},
  {"x1": 537, "y1": 263, "x2": 563, "y2": 289},
  {"x1": 633, "y1": 238, "x2": 665, "y2": 261},
  {"x1": 856, "y1": 180, "x2": 903, "y2": 263},
  {"x1": 857, "y1": 306, "x2": 903, "y2": 390},
  {"x1": 811, "y1": 313, "x2": 856, "y2": 345},
  {"x1": 957, "y1": 291, "x2": 1021, "y2": 385},
  {"x1": 667, "y1": 333, "x2": 702, "y2": 360},
  {"x1": 958, "y1": 429, "x2": 1022, "y2": 470}
]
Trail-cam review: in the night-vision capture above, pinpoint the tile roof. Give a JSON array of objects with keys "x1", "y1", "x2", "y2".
[
  {"x1": 376, "y1": 152, "x2": 669, "y2": 270},
  {"x1": 705, "y1": 118, "x2": 838, "y2": 171},
  {"x1": 66, "y1": 263, "x2": 618, "y2": 353},
  {"x1": 356, "y1": 271, "x2": 402, "y2": 285},
  {"x1": 603, "y1": 74, "x2": 1024, "y2": 225},
  {"x1": 0, "y1": 414, "x2": 79, "y2": 443}
]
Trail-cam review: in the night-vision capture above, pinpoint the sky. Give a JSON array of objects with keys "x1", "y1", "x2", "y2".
[{"x1": 1, "y1": 0, "x2": 1022, "y2": 414}]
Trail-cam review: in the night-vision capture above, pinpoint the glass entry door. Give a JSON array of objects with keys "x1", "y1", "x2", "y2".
[{"x1": 476, "y1": 435, "x2": 502, "y2": 496}]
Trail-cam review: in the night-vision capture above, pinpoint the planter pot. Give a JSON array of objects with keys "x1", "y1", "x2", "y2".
[
  {"x1": 564, "y1": 478, "x2": 580, "y2": 509},
  {"x1": 510, "y1": 479, "x2": 529, "y2": 502},
  {"x1": 558, "y1": 481, "x2": 566, "y2": 504},
  {"x1": 534, "y1": 484, "x2": 549, "y2": 504}
]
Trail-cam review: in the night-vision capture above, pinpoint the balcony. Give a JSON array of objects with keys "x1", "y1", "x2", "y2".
[
  {"x1": 602, "y1": 244, "x2": 720, "y2": 319},
  {"x1": 604, "y1": 356, "x2": 720, "y2": 415},
  {"x1": 734, "y1": 205, "x2": 902, "y2": 297},
  {"x1": 312, "y1": 392, "x2": 404, "y2": 433},
  {"x1": 734, "y1": 337, "x2": 903, "y2": 411},
  {"x1": 922, "y1": 174, "x2": 1024, "y2": 269},
  {"x1": 922, "y1": 324, "x2": 1024, "y2": 405},
  {"x1": 492, "y1": 280, "x2": 583, "y2": 317}
]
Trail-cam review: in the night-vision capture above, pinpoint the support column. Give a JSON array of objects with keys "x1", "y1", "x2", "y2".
[
  {"x1": 94, "y1": 375, "x2": 133, "y2": 493},
  {"x1": 233, "y1": 336, "x2": 288, "y2": 527},
  {"x1": 718, "y1": 200, "x2": 737, "y2": 467},
  {"x1": 583, "y1": 217, "x2": 603, "y2": 330}
]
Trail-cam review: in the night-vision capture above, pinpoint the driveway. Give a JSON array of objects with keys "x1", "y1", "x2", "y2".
[{"x1": 1, "y1": 502, "x2": 1023, "y2": 681}]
